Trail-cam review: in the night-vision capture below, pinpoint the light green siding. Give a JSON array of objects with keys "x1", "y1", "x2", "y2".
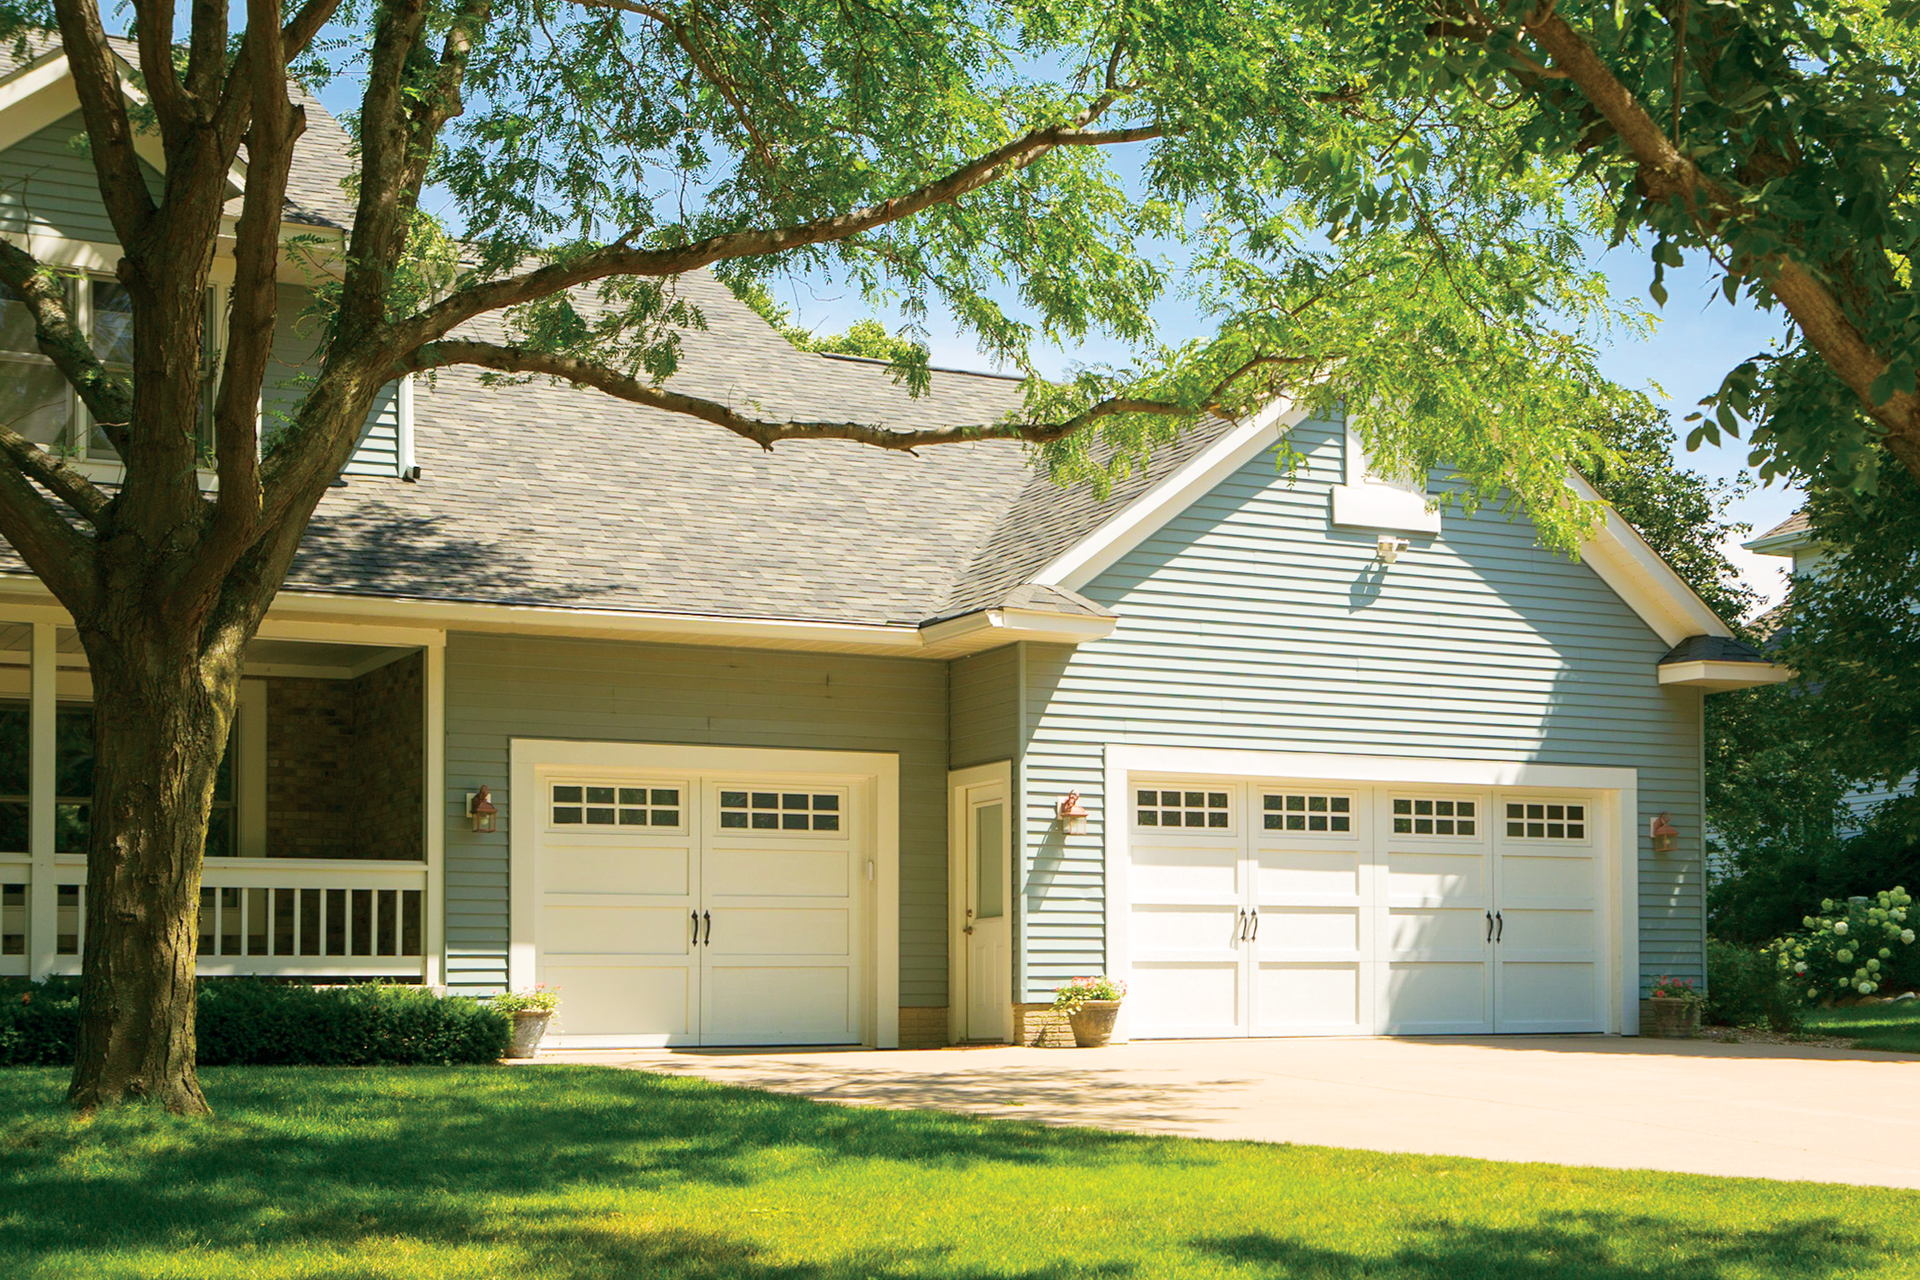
[
  {"x1": 443, "y1": 633, "x2": 951, "y2": 1001},
  {"x1": 948, "y1": 645, "x2": 1019, "y2": 769},
  {"x1": 1016, "y1": 416, "x2": 1706, "y2": 1000},
  {"x1": 266, "y1": 283, "x2": 405, "y2": 475},
  {"x1": 0, "y1": 112, "x2": 162, "y2": 242}
]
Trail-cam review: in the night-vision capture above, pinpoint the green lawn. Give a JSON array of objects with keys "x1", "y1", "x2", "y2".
[
  {"x1": 1805, "y1": 1002, "x2": 1920, "y2": 1053},
  {"x1": 2, "y1": 1066, "x2": 1917, "y2": 1280}
]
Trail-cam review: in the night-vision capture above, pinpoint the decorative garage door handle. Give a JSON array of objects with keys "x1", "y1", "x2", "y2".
[
  {"x1": 1485, "y1": 911, "x2": 1494, "y2": 943},
  {"x1": 1495, "y1": 910, "x2": 1503, "y2": 943},
  {"x1": 1235, "y1": 908, "x2": 1247, "y2": 943},
  {"x1": 1249, "y1": 908, "x2": 1258, "y2": 941},
  {"x1": 703, "y1": 910, "x2": 712, "y2": 946},
  {"x1": 692, "y1": 910, "x2": 699, "y2": 944}
]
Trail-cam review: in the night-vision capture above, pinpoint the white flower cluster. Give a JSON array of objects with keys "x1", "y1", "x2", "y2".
[{"x1": 1772, "y1": 887, "x2": 1914, "y2": 1003}]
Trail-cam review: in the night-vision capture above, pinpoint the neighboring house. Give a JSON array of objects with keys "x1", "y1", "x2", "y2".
[
  {"x1": 1745, "y1": 512, "x2": 1916, "y2": 831},
  {"x1": 0, "y1": 38, "x2": 1790, "y2": 1048}
]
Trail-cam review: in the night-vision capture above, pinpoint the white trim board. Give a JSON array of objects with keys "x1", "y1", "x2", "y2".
[
  {"x1": 1100, "y1": 744, "x2": 1640, "y2": 1039},
  {"x1": 1658, "y1": 659, "x2": 1794, "y2": 691},
  {"x1": 507, "y1": 738, "x2": 901, "y2": 1048}
]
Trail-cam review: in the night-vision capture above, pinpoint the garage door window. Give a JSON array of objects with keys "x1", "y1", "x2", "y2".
[
  {"x1": 1389, "y1": 797, "x2": 1476, "y2": 836},
  {"x1": 719, "y1": 789, "x2": 842, "y2": 832},
  {"x1": 1137, "y1": 789, "x2": 1231, "y2": 830},
  {"x1": 1261, "y1": 793, "x2": 1352, "y2": 833},
  {"x1": 1504, "y1": 801, "x2": 1586, "y2": 840},
  {"x1": 550, "y1": 784, "x2": 682, "y2": 828}
]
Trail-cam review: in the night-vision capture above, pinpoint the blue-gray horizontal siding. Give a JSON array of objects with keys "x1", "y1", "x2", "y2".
[
  {"x1": 264, "y1": 283, "x2": 403, "y2": 476},
  {"x1": 949, "y1": 645, "x2": 1018, "y2": 770},
  {"x1": 0, "y1": 113, "x2": 162, "y2": 242},
  {"x1": 1018, "y1": 416, "x2": 1704, "y2": 1000},
  {"x1": 443, "y1": 633, "x2": 950, "y2": 1001}
]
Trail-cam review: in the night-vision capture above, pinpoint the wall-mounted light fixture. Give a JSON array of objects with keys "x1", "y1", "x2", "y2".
[
  {"x1": 1376, "y1": 535, "x2": 1410, "y2": 565},
  {"x1": 1057, "y1": 790, "x2": 1089, "y2": 836},
  {"x1": 1650, "y1": 812, "x2": 1679, "y2": 855},
  {"x1": 467, "y1": 785, "x2": 499, "y2": 834}
]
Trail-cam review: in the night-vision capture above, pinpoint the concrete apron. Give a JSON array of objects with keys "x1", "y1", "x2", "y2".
[{"x1": 523, "y1": 1035, "x2": 1920, "y2": 1189}]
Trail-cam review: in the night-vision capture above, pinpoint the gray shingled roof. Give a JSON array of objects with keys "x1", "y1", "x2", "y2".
[
  {"x1": 1658, "y1": 634, "x2": 1773, "y2": 666},
  {"x1": 287, "y1": 269, "x2": 1207, "y2": 627}
]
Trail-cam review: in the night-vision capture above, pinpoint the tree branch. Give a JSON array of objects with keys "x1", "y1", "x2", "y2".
[
  {"x1": 0, "y1": 459, "x2": 99, "y2": 613},
  {"x1": 0, "y1": 239, "x2": 135, "y2": 439},
  {"x1": 337, "y1": 0, "x2": 432, "y2": 340},
  {"x1": 405, "y1": 339, "x2": 1193, "y2": 448},
  {"x1": 391, "y1": 107, "x2": 1161, "y2": 352},
  {"x1": 50, "y1": 0, "x2": 158, "y2": 247},
  {"x1": 212, "y1": 0, "x2": 345, "y2": 156},
  {"x1": 132, "y1": 0, "x2": 194, "y2": 145},
  {"x1": 0, "y1": 421, "x2": 112, "y2": 527}
]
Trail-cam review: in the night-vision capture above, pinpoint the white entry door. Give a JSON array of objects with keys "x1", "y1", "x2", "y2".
[
  {"x1": 953, "y1": 775, "x2": 1012, "y2": 1042},
  {"x1": 535, "y1": 770, "x2": 867, "y2": 1047}
]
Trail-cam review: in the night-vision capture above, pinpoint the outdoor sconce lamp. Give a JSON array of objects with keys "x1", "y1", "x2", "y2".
[
  {"x1": 1376, "y1": 535, "x2": 1410, "y2": 565},
  {"x1": 1650, "y1": 812, "x2": 1679, "y2": 855},
  {"x1": 1057, "y1": 791, "x2": 1089, "y2": 836},
  {"x1": 467, "y1": 785, "x2": 499, "y2": 834}
]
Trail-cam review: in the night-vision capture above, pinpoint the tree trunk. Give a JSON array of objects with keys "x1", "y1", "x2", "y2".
[{"x1": 65, "y1": 617, "x2": 240, "y2": 1115}]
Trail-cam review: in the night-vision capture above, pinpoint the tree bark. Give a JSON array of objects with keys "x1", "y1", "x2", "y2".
[{"x1": 65, "y1": 615, "x2": 241, "y2": 1115}]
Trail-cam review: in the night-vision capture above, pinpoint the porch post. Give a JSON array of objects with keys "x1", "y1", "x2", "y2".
[
  {"x1": 26, "y1": 623, "x2": 55, "y2": 979},
  {"x1": 422, "y1": 639, "x2": 446, "y2": 989}
]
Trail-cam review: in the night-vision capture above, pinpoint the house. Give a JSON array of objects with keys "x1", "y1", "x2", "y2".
[
  {"x1": 0, "y1": 36, "x2": 1790, "y2": 1048},
  {"x1": 1745, "y1": 512, "x2": 1914, "y2": 831}
]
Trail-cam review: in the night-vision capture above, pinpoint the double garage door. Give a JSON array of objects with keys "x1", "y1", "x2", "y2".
[
  {"x1": 533, "y1": 772, "x2": 869, "y2": 1047},
  {"x1": 1126, "y1": 778, "x2": 1610, "y2": 1038}
]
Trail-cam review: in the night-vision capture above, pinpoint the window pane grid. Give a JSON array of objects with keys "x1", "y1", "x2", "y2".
[
  {"x1": 719, "y1": 789, "x2": 841, "y2": 832},
  {"x1": 1390, "y1": 797, "x2": 1477, "y2": 837},
  {"x1": 551, "y1": 782, "x2": 682, "y2": 829},
  {"x1": 1261, "y1": 793, "x2": 1352, "y2": 833},
  {"x1": 1135, "y1": 788, "x2": 1231, "y2": 830},
  {"x1": 1504, "y1": 801, "x2": 1587, "y2": 840}
]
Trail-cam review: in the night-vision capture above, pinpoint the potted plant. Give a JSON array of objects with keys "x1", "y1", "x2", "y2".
[
  {"x1": 492, "y1": 985, "x2": 559, "y2": 1058},
  {"x1": 1645, "y1": 975, "x2": 1703, "y2": 1039},
  {"x1": 1053, "y1": 975, "x2": 1127, "y2": 1048}
]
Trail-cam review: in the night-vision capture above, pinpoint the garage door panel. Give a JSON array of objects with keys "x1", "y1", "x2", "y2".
[
  {"x1": 541, "y1": 904, "x2": 694, "y2": 956},
  {"x1": 1253, "y1": 849, "x2": 1363, "y2": 898},
  {"x1": 1131, "y1": 845, "x2": 1241, "y2": 899},
  {"x1": 545, "y1": 961, "x2": 696, "y2": 1044},
  {"x1": 707, "y1": 907, "x2": 849, "y2": 957},
  {"x1": 543, "y1": 846, "x2": 692, "y2": 897},
  {"x1": 704, "y1": 846, "x2": 850, "y2": 899},
  {"x1": 1128, "y1": 961, "x2": 1242, "y2": 1037},
  {"x1": 1131, "y1": 903, "x2": 1242, "y2": 952},
  {"x1": 1497, "y1": 853, "x2": 1595, "y2": 899},
  {"x1": 1383, "y1": 962, "x2": 1490, "y2": 1032},
  {"x1": 1257, "y1": 906, "x2": 1361, "y2": 954},
  {"x1": 1499, "y1": 962, "x2": 1598, "y2": 1029},
  {"x1": 1386, "y1": 850, "x2": 1488, "y2": 903},
  {"x1": 1499, "y1": 908, "x2": 1594, "y2": 951},
  {"x1": 705, "y1": 964, "x2": 855, "y2": 1045},
  {"x1": 1254, "y1": 962, "x2": 1365, "y2": 1033},
  {"x1": 1386, "y1": 906, "x2": 1488, "y2": 955}
]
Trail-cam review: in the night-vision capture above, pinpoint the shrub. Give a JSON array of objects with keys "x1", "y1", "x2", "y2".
[
  {"x1": 1050, "y1": 975, "x2": 1126, "y2": 1012},
  {"x1": 0, "y1": 978, "x2": 510, "y2": 1068},
  {"x1": 1705, "y1": 939, "x2": 1797, "y2": 1029},
  {"x1": 1769, "y1": 888, "x2": 1916, "y2": 1006}
]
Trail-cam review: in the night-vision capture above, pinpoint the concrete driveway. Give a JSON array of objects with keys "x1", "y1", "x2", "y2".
[{"x1": 530, "y1": 1035, "x2": 1920, "y2": 1188}]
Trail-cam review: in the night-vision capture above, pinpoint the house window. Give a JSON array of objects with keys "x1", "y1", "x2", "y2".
[
  {"x1": 0, "y1": 701, "x2": 236, "y2": 855},
  {"x1": 719, "y1": 789, "x2": 840, "y2": 832},
  {"x1": 1137, "y1": 789, "x2": 1232, "y2": 829},
  {"x1": 1391, "y1": 797, "x2": 1477, "y2": 836},
  {"x1": 550, "y1": 783, "x2": 683, "y2": 829},
  {"x1": 1, "y1": 882, "x2": 23, "y2": 955},
  {"x1": 1504, "y1": 802, "x2": 1586, "y2": 841},
  {"x1": 1263, "y1": 793, "x2": 1353, "y2": 833}
]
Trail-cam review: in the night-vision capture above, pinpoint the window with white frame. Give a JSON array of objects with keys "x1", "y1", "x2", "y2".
[
  {"x1": 719, "y1": 788, "x2": 843, "y2": 832},
  {"x1": 1390, "y1": 796, "x2": 1477, "y2": 837},
  {"x1": 1262, "y1": 791, "x2": 1353, "y2": 833},
  {"x1": 1504, "y1": 801, "x2": 1587, "y2": 841},
  {"x1": 550, "y1": 783, "x2": 684, "y2": 829},
  {"x1": 1136, "y1": 788, "x2": 1232, "y2": 830},
  {"x1": 1346, "y1": 424, "x2": 1425, "y2": 497}
]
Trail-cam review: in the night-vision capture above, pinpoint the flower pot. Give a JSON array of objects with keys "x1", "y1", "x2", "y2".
[
  {"x1": 1645, "y1": 997, "x2": 1699, "y2": 1039},
  {"x1": 1067, "y1": 1000, "x2": 1121, "y2": 1048},
  {"x1": 507, "y1": 1010, "x2": 552, "y2": 1058}
]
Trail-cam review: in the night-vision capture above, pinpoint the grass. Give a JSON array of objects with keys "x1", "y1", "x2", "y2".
[
  {"x1": 1803, "y1": 1002, "x2": 1920, "y2": 1053},
  {"x1": 1, "y1": 1066, "x2": 1917, "y2": 1280}
]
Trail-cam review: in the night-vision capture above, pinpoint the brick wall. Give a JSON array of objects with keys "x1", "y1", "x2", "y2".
[
  {"x1": 1012, "y1": 1002, "x2": 1074, "y2": 1048},
  {"x1": 264, "y1": 652, "x2": 422, "y2": 859},
  {"x1": 897, "y1": 1006, "x2": 948, "y2": 1049}
]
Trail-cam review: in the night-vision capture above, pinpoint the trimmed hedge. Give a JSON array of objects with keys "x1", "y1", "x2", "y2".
[
  {"x1": 0, "y1": 978, "x2": 510, "y2": 1067},
  {"x1": 1705, "y1": 938, "x2": 1798, "y2": 1030}
]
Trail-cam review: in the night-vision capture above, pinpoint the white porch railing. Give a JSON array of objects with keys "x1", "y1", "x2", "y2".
[{"x1": 8, "y1": 856, "x2": 428, "y2": 980}]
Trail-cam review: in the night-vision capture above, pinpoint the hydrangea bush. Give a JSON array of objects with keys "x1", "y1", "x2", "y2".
[{"x1": 1770, "y1": 888, "x2": 1915, "y2": 1004}]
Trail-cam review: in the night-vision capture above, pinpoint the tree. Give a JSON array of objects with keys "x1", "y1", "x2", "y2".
[
  {"x1": 0, "y1": 0, "x2": 1648, "y2": 1112},
  {"x1": 1311, "y1": 0, "x2": 1920, "y2": 495}
]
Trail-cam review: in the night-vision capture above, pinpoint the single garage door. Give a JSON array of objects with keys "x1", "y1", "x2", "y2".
[
  {"x1": 534, "y1": 773, "x2": 869, "y2": 1047},
  {"x1": 1125, "y1": 779, "x2": 1607, "y2": 1038}
]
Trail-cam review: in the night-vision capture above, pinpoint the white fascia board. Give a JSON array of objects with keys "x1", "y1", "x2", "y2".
[
  {"x1": 1743, "y1": 529, "x2": 1818, "y2": 557},
  {"x1": 1330, "y1": 483, "x2": 1442, "y2": 534},
  {"x1": 0, "y1": 54, "x2": 85, "y2": 151},
  {"x1": 1032, "y1": 397, "x2": 1309, "y2": 591},
  {"x1": 1657, "y1": 659, "x2": 1795, "y2": 691},
  {"x1": 1568, "y1": 470, "x2": 1733, "y2": 647},
  {"x1": 918, "y1": 606, "x2": 1117, "y2": 652}
]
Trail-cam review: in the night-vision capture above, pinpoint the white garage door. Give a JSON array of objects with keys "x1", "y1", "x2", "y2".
[
  {"x1": 535, "y1": 774, "x2": 868, "y2": 1047},
  {"x1": 1127, "y1": 780, "x2": 1606, "y2": 1038}
]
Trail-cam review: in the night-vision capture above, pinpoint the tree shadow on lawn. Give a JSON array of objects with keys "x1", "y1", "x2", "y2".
[
  {"x1": 0, "y1": 1065, "x2": 1195, "y2": 1260},
  {"x1": 1194, "y1": 1213, "x2": 1882, "y2": 1280}
]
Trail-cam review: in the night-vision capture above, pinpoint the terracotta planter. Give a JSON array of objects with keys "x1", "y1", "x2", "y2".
[
  {"x1": 507, "y1": 1010, "x2": 553, "y2": 1058},
  {"x1": 1067, "y1": 1000, "x2": 1121, "y2": 1048},
  {"x1": 1645, "y1": 997, "x2": 1699, "y2": 1039}
]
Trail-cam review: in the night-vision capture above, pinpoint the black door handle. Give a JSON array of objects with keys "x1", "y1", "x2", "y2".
[
  {"x1": 1486, "y1": 910, "x2": 1494, "y2": 943},
  {"x1": 703, "y1": 910, "x2": 712, "y2": 946},
  {"x1": 1235, "y1": 908, "x2": 1246, "y2": 943},
  {"x1": 1249, "y1": 908, "x2": 1259, "y2": 942},
  {"x1": 1495, "y1": 910, "x2": 1503, "y2": 943},
  {"x1": 691, "y1": 910, "x2": 699, "y2": 944}
]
